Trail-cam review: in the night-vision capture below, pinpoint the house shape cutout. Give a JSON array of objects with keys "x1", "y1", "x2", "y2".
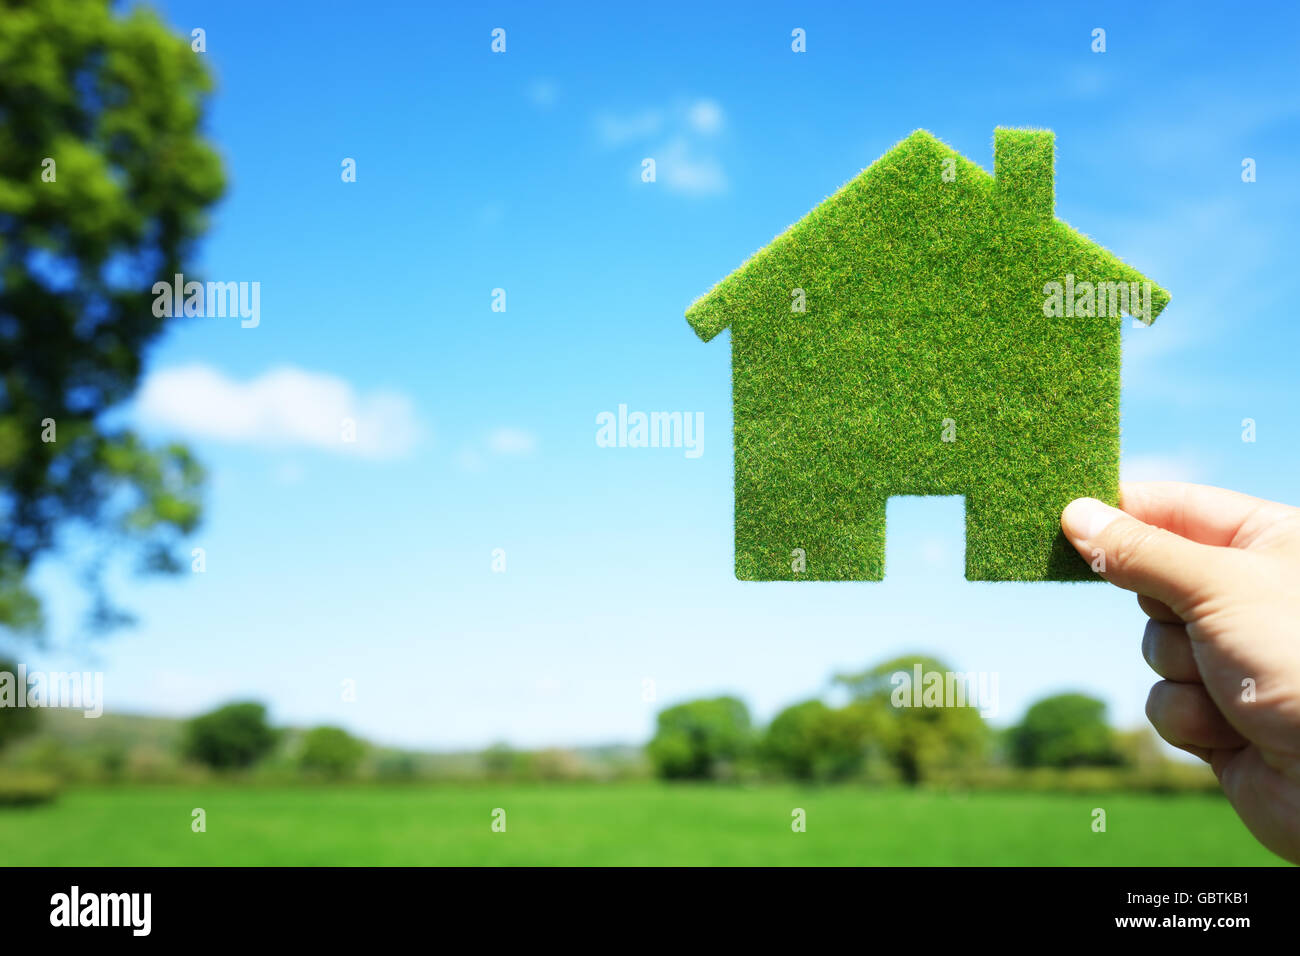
[{"x1": 687, "y1": 129, "x2": 1169, "y2": 582}]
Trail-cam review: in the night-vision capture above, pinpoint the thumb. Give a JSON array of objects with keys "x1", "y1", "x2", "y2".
[{"x1": 1061, "y1": 497, "x2": 1227, "y2": 614}]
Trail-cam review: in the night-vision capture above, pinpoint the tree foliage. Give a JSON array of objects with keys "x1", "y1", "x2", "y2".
[
  {"x1": 0, "y1": 656, "x2": 40, "y2": 750},
  {"x1": 647, "y1": 696, "x2": 752, "y2": 780},
  {"x1": 182, "y1": 701, "x2": 278, "y2": 771},
  {"x1": 834, "y1": 655, "x2": 990, "y2": 785},
  {"x1": 762, "y1": 698, "x2": 885, "y2": 782},
  {"x1": 0, "y1": 0, "x2": 224, "y2": 637},
  {"x1": 1009, "y1": 692, "x2": 1123, "y2": 768}
]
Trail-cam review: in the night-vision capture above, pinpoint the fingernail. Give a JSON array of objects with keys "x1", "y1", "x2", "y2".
[{"x1": 1062, "y1": 497, "x2": 1124, "y2": 541}]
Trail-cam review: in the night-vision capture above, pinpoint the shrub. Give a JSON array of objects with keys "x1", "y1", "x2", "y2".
[
  {"x1": 0, "y1": 771, "x2": 58, "y2": 807},
  {"x1": 298, "y1": 726, "x2": 365, "y2": 780}
]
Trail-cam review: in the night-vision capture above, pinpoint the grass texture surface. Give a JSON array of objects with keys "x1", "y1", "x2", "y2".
[{"x1": 687, "y1": 129, "x2": 1169, "y2": 581}]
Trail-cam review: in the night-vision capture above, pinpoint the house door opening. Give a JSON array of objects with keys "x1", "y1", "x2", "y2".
[{"x1": 884, "y1": 496, "x2": 967, "y2": 580}]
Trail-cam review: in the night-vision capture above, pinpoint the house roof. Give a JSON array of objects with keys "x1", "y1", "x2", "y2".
[{"x1": 686, "y1": 129, "x2": 1170, "y2": 342}]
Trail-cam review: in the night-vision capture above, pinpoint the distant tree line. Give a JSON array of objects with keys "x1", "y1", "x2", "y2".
[
  {"x1": 0, "y1": 652, "x2": 1212, "y2": 795},
  {"x1": 180, "y1": 702, "x2": 365, "y2": 779},
  {"x1": 647, "y1": 653, "x2": 1133, "y2": 786}
]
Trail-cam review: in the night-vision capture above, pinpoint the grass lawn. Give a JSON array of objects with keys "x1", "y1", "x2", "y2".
[{"x1": 0, "y1": 783, "x2": 1286, "y2": 866}]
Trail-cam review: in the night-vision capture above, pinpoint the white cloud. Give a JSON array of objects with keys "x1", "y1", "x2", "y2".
[
  {"x1": 1121, "y1": 453, "x2": 1204, "y2": 484},
  {"x1": 454, "y1": 427, "x2": 538, "y2": 472},
  {"x1": 486, "y1": 427, "x2": 538, "y2": 456},
  {"x1": 596, "y1": 98, "x2": 729, "y2": 196},
  {"x1": 657, "y1": 137, "x2": 728, "y2": 196},
  {"x1": 136, "y1": 364, "x2": 424, "y2": 460},
  {"x1": 686, "y1": 99, "x2": 723, "y2": 134}
]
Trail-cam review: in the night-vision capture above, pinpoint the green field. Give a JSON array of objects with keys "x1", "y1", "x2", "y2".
[{"x1": 0, "y1": 784, "x2": 1287, "y2": 866}]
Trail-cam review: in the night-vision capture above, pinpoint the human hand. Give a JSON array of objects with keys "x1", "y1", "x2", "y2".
[{"x1": 1061, "y1": 481, "x2": 1300, "y2": 864}]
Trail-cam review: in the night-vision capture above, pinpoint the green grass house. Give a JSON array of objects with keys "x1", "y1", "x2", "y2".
[{"x1": 687, "y1": 128, "x2": 1169, "y2": 582}]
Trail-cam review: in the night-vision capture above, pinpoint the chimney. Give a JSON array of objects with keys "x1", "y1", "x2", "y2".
[{"x1": 994, "y1": 128, "x2": 1054, "y2": 226}]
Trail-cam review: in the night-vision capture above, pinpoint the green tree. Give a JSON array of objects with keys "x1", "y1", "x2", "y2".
[
  {"x1": 1009, "y1": 692, "x2": 1123, "y2": 768},
  {"x1": 0, "y1": 0, "x2": 224, "y2": 637},
  {"x1": 762, "y1": 699, "x2": 885, "y2": 781},
  {"x1": 647, "y1": 696, "x2": 752, "y2": 780},
  {"x1": 0, "y1": 657, "x2": 40, "y2": 750},
  {"x1": 181, "y1": 702, "x2": 278, "y2": 771},
  {"x1": 834, "y1": 655, "x2": 990, "y2": 785},
  {"x1": 298, "y1": 726, "x2": 366, "y2": 780}
]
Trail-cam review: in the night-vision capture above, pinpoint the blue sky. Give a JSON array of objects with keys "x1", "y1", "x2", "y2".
[{"x1": 20, "y1": 0, "x2": 1300, "y2": 749}]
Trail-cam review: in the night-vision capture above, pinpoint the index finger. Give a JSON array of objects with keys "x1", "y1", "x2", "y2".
[{"x1": 1118, "y1": 481, "x2": 1295, "y2": 549}]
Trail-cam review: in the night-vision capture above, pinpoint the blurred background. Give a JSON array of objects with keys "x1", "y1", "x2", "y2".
[{"x1": 0, "y1": 0, "x2": 1296, "y2": 864}]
